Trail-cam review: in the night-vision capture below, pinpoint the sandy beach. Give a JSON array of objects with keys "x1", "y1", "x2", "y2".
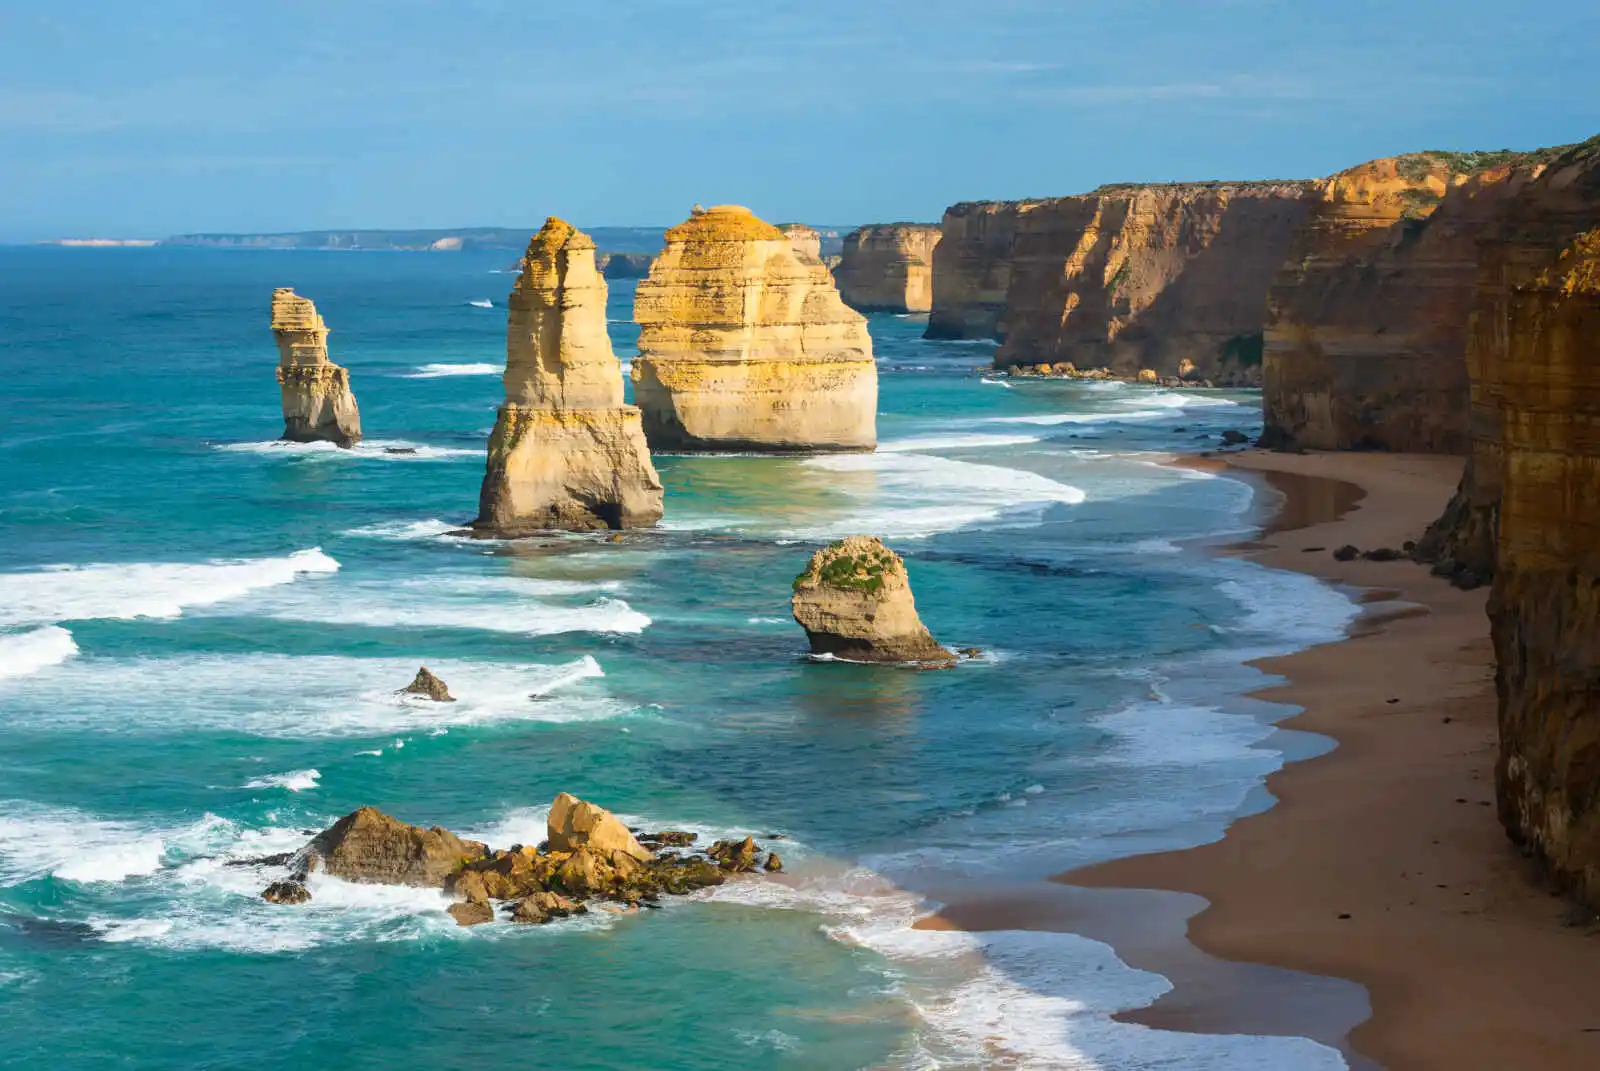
[{"x1": 920, "y1": 449, "x2": 1600, "y2": 1069}]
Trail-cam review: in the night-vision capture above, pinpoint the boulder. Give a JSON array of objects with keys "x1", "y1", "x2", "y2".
[
  {"x1": 448, "y1": 901, "x2": 494, "y2": 927},
  {"x1": 399, "y1": 666, "x2": 454, "y2": 702},
  {"x1": 1220, "y1": 429, "x2": 1249, "y2": 445},
  {"x1": 791, "y1": 536, "x2": 956, "y2": 664},
  {"x1": 546, "y1": 792, "x2": 652, "y2": 861},
  {"x1": 261, "y1": 880, "x2": 311, "y2": 904},
  {"x1": 301, "y1": 806, "x2": 487, "y2": 887},
  {"x1": 709, "y1": 836, "x2": 760, "y2": 873},
  {"x1": 510, "y1": 890, "x2": 585, "y2": 925}
]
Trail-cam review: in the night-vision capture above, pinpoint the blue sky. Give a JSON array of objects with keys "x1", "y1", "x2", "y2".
[{"x1": 2, "y1": 0, "x2": 1596, "y2": 240}]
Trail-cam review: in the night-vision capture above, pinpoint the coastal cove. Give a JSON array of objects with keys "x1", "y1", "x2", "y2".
[{"x1": 0, "y1": 244, "x2": 1386, "y2": 1069}]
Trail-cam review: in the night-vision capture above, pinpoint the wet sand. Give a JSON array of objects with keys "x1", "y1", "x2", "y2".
[{"x1": 920, "y1": 450, "x2": 1600, "y2": 1069}]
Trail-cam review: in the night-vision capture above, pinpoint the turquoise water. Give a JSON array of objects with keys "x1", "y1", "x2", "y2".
[{"x1": 0, "y1": 247, "x2": 1356, "y2": 1069}]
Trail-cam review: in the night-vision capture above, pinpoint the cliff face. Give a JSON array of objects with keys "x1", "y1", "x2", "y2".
[
  {"x1": 632, "y1": 205, "x2": 877, "y2": 453},
  {"x1": 1262, "y1": 154, "x2": 1549, "y2": 452},
  {"x1": 925, "y1": 201, "x2": 1039, "y2": 340},
  {"x1": 1470, "y1": 142, "x2": 1600, "y2": 904},
  {"x1": 271, "y1": 288, "x2": 361, "y2": 447},
  {"x1": 994, "y1": 183, "x2": 1310, "y2": 383},
  {"x1": 835, "y1": 224, "x2": 942, "y2": 313},
  {"x1": 473, "y1": 218, "x2": 663, "y2": 534}
]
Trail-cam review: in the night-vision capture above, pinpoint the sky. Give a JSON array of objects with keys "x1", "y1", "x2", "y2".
[{"x1": 2, "y1": 0, "x2": 1596, "y2": 241}]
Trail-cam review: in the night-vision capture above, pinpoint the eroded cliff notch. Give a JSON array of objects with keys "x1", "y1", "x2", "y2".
[
  {"x1": 632, "y1": 205, "x2": 878, "y2": 453},
  {"x1": 473, "y1": 218, "x2": 663, "y2": 535},
  {"x1": 271, "y1": 288, "x2": 362, "y2": 447}
]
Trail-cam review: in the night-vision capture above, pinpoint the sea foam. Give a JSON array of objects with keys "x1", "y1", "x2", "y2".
[
  {"x1": 404, "y1": 363, "x2": 500, "y2": 378},
  {"x1": 0, "y1": 626, "x2": 79, "y2": 679}
]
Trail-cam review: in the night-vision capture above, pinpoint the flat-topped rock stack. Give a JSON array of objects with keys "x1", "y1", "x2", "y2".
[
  {"x1": 271, "y1": 288, "x2": 362, "y2": 447},
  {"x1": 473, "y1": 218, "x2": 663, "y2": 534},
  {"x1": 631, "y1": 205, "x2": 877, "y2": 453},
  {"x1": 835, "y1": 223, "x2": 942, "y2": 313}
]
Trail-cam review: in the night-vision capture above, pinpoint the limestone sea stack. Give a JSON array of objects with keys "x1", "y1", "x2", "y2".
[
  {"x1": 836, "y1": 224, "x2": 942, "y2": 313},
  {"x1": 632, "y1": 205, "x2": 877, "y2": 452},
  {"x1": 791, "y1": 536, "x2": 955, "y2": 664},
  {"x1": 473, "y1": 218, "x2": 663, "y2": 534},
  {"x1": 271, "y1": 288, "x2": 361, "y2": 447}
]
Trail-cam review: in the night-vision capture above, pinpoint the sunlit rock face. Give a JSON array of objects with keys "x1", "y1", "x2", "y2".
[
  {"x1": 473, "y1": 218, "x2": 662, "y2": 534},
  {"x1": 1262, "y1": 153, "x2": 1548, "y2": 453},
  {"x1": 271, "y1": 288, "x2": 362, "y2": 447},
  {"x1": 835, "y1": 224, "x2": 942, "y2": 313},
  {"x1": 631, "y1": 205, "x2": 877, "y2": 453}
]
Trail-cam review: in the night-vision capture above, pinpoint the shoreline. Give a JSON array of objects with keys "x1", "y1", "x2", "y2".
[{"x1": 919, "y1": 449, "x2": 1600, "y2": 1069}]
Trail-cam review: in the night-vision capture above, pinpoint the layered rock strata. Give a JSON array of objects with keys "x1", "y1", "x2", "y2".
[
  {"x1": 791, "y1": 536, "x2": 954, "y2": 664},
  {"x1": 473, "y1": 218, "x2": 663, "y2": 534},
  {"x1": 1262, "y1": 154, "x2": 1549, "y2": 452},
  {"x1": 271, "y1": 288, "x2": 361, "y2": 447},
  {"x1": 1466, "y1": 140, "x2": 1600, "y2": 905},
  {"x1": 259, "y1": 795, "x2": 784, "y2": 925},
  {"x1": 632, "y1": 205, "x2": 877, "y2": 452},
  {"x1": 925, "y1": 201, "x2": 1040, "y2": 340},
  {"x1": 992, "y1": 183, "x2": 1311, "y2": 384},
  {"x1": 835, "y1": 224, "x2": 942, "y2": 313}
]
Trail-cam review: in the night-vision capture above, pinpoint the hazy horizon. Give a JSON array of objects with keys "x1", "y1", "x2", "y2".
[{"x1": 4, "y1": 0, "x2": 1597, "y2": 242}]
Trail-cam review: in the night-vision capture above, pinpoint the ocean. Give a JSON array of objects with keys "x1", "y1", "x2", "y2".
[{"x1": 0, "y1": 246, "x2": 1357, "y2": 1069}]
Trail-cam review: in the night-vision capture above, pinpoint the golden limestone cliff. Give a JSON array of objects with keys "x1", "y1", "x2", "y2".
[
  {"x1": 925, "y1": 201, "x2": 1041, "y2": 340},
  {"x1": 836, "y1": 224, "x2": 942, "y2": 313},
  {"x1": 994, "y1": 183, "x2": 1310, "y2": 383},
  {"x1": 1462, "y1": 141, "x2": 1600, "y2": 904},
  {"x1": 632, "y1": 205, "x2": 877, "y2": 452},
  {"x1": 1262, "y1": 153, "x2": 1550, "y2": 452},
  {"x1": 473, "y1": 218, "x2": 663, "y2": 534},
  {"x1": 271, "y1": 288, "x2": 361, "y2": 447},
  {"x1": 779, "y1": 223, "x2": 823, "y2": 265}
]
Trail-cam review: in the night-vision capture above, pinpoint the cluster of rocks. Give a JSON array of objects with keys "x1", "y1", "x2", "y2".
[
  {"x1": 1000, "y1": 362, "x2": 1219, "y2": 389},
  {"x1": 256, "y1": 793, "x2": 783, "y2": 927}
]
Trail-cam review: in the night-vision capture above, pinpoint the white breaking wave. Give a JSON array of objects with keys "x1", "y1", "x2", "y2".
[
  {"x1": 242, "y1": 769, "x2": 321, "y2": 793},
  {"x1": 0, "y1": 803, "x2": 229, "y2": 887},
  {"x1": 345, "y1": 518, "x2": 462, "y2": 541},
  {"x1": 878, "y1": 432, "x2": 1043, "y2": 452},
  {"x1": 0, "y1": 548, "x2": 337, "y2": 630},
  {"x1": 0, "y1": 626, "x2": 79, "y2": 680},
  {"x1": 1214, "y1": 559, "x2": 1360, "y2": 653},
  {"x1": 404, "y1": 363, "x2": 500, "y2": 379},
  {"x1": 3, "y1": 653, "x2": 616, "y2": 737},
  {"x1": 467, "y1": 299, "x2": 494, "y2": 308},
  {"x1": 987, "y1": 409, "x2": 1172, "y2": 426},
  {"x1": 217, "y1": 439, "x2": 482, "y2": 461},
  {"x1": 978, "y1": 378, "x2": 1014, "y2": 389},
  {"x1": 777, "y1": 453, "x2": 1085, "y2": 541}
]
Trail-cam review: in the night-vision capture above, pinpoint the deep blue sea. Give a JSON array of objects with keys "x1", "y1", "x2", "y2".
[{"x1": 0, "y1": 246, "x2": 1357, "y2": 1069}]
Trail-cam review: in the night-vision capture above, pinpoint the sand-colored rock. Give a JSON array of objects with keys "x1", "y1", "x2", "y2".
[
  {"x1": 779, "y1": 223, "x2": 823, "y2": 264},
  {"x1": 546, "y1": 792, "x2": 652, "y2": 862},
  {"x1": 1460, "y1": 139, "x2": 1600, "y2": 907},
  {"x1": 301, "y1": 806, "x2": 487, "y2": 887},
  {"x1": 271, "y1": 288, "x2": 361, "y2": 447},
  {"x1": 992, "y1": 183, "x2": 1310, "y2": 385},
  {"x1": 398, "y1": 665, "x2": 454, "y2": 702},
  {"x1": 473, "y1": 218, "x2": 662, "y2": 534},
  {"x1": 632, "y1": 206, "x2": 877, "y2": 452},
  {"x1": 1262, "y1": 154, "x2": 1554, "y2": 452},
  {"x1": 925, "y1": 201, "x2": 1041, "y2": 340},
  {"x1": 836, "y1": 224, "x2": 942, "y2": 313},
  {"x1": 791, "y1": 536, "x2": 955, "y2": 664}
]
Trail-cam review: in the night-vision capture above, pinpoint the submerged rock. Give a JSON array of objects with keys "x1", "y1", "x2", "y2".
[
  {"x1": 301, "y1": 806, "x2": 487, "y2": 887},
  {"x1": 271, "y1": 288, "x2": 362, "y2": 447},
  {"x1": 399, "y1": 665, "x2": 454, "y2": 702},
  {"x1": 473, "y1": 218, "x2": 663, "y2": 535},
  {"x1": 791, "y1": 536, "x2": 956, "y2": 665}
]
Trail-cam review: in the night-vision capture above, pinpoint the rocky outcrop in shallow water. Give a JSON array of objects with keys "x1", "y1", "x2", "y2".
[
  {"x1": 993, "y1": 183, "x2": 1310, "y2": 385},
  {"x1": 473, "y1": 218, "x2": 663, "y2": 534},
  {"x1": 1458, "y1": 138, "x2": 1600, "y2": 907},
  {"x1": 399, "y1": 666, "x2": 454, "y2": 702},
  {"x1": 271, "y1": 288, "x2": 362, "y2": 447},
  {"x1": 262, "y1": 795, "x2": 783, "y2": 925},
  {"x1": 1261, "y1": 153, "x2": 1553, "y2": 452},
  {"x1": 631, "y1": 206, "x2": 878, "y2": 452},
  {"x1": 836, "y1": 224, "x2": 942, "y2": 313},
  {"x1": 791, "y1": 536, "x2": 955, "y2": 664}
]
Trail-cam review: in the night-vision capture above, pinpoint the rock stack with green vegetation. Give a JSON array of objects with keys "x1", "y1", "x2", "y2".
[{"x1": 790, "y1": 536, "x2": 956, "y2": 665}]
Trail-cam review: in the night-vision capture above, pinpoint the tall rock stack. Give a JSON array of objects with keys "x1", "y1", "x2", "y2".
[
  {"x1": 836, "y1": 224, "x2": 942, "y2": 313},
  {"x1": 1463, "y1": 140, "x2": 1600, "y2": 906},
  {"x1": 1262, "y1": 154, "x2": 1545, "y2": 452},
  {"x1": 473, "y1": 218, "x2": 663, "y2": 534},
  {"x1": 271, "y1": 288, "x2": 362, "y2": 447},
  {"x1": 632, "y1": 205, "x2": 877, "y2": 453},
  {"x1": 994, "y1": 183, "x2": 1310, "y2": 383}
]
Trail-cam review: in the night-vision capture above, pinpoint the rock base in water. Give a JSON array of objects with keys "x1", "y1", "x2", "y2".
[
  {"x1": 271, "y1": 288, "x2": 362, "y2": 447},
  {"x1": 399, "y1": 666, "x2": 454, "y2": 702},
  {"x1": 791, "y1": 536, "x2": 956, "y2": 665}
]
